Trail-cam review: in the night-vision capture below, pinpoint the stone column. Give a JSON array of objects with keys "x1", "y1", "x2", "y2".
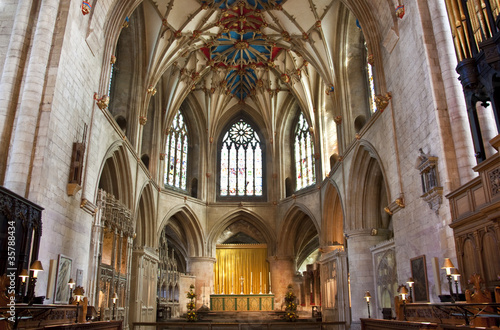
[
  {"x1": 269, "y1": 256, "x2": 296, "y2": 310},
  {"x1": 0, "y1": 0, "x2": 33, "y2": 183},
  {"x1": 428, "y1": 0, "x2": 476, "y2": 183},
  {"x1": 187, "y1": 257, "x2": 216, "y2": 307},
  {"x1": 346, "y1": 229, "x2": 386, "y2": 330},
  {"x1": 477, "y1": 102, "x2": 498, "y2": 158},
  {"x1": 129, "y1": 247, "x2": 159, "y2": 325},
  {"x1": 3, "y1": 0, "x2": 60, "y2": 195}
]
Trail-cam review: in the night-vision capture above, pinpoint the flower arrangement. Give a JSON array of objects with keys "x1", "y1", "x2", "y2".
[
  {"x1": 186, "y1": 284, "x2": 197, "y2": 322},
  {"x1": 284, "y1": 284, "x2": 298, "y2": 322},
  {"x1": 186, "y1": 310, "x2": 197, "y2": 322},
  {"x1": 283, "y1": 311, "x2": 298, "y2": 321}
]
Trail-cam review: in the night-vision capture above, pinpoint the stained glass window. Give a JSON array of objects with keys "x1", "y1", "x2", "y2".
[
  {"x1": 164, "y1": 111, "x2": 188, "y2": 190},
  {"x1": 108, "y1": 63, "x2": 114, "y2": 97},
  {"x1": 220, "y1": 119, "x2": 263, "y2": 197},
  {"x1": 366, "y1": 44, "x2": 376, "y2": 113},
  {"x1": 294, "y1": 112, "x2": 316, "y2": 190}
]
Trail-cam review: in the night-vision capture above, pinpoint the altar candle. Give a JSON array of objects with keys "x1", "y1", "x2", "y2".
[
  {"x1": 251, "y1": 272, "x2": 253, "y2": 288},
  {"x1": 269, "y1": 272, "x2": 271, "y2": 286},
  {"x1": 260, "y1": 272, "x2": 262, "y2": 286}
]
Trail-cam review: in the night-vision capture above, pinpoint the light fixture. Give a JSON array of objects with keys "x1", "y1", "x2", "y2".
[
  {"x1": 399, "y1": 285, "x2": 409, "y2": 321},
  {"x1": 452, "y1": 269, "x2": 461, "y2": 301},
  {"x1": 441, "y1": 258, "x2": 455, "y2": 275},
  {"x1": 399, "y1": 286, "x2": 409, "y2": 301},
  {"x1": 112, "y1": 292, "x2": 118, "y2": 320},
  {"x1": 73, "y1": 286, "x2": 85, "y2": 323},
  {"x1": 19, "y1": 269, "x2": 29, "y2": 283},
  {"x1": 364, "y1": 291, "x2": 371, "y2": 318},
  {"x1": 406, "y1": 277, "x2": 414, "y2": 302},
  {"x1": 441, "y1": 258, "x2": 455, "y2": 303},
  {"x1": 18, "y1": 269, "x2": 29, "y2": 302},
  {"x1": 27, "y1": 261, "x2": 43, "y2": 305},
  {"x1": 29, "y1": 260, "x2": 43, "y2": 278},
  {"x1": 68, "y1": 278, "x2": 75, "y2": 303}
]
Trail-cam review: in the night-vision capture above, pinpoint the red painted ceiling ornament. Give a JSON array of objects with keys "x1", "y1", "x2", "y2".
[
  {"x1": 281, "y1": 74, "x2": 290, "y2": 83},
  {"x1": 396, "y1": 5, "x2": 405, "y2": 19},
  {"x1": 81, "y1": 1, "x2": 91, "y2": 15}
]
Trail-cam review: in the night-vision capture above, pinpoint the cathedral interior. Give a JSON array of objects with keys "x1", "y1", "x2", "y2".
[{"x1": 1, "y1": 0, "x2": 500, "y2": 329}]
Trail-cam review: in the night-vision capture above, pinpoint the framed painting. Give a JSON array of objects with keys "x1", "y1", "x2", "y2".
[
  {"x1": 410, "y1": 255, "x2": 429, "y2": 302},
  {"x1": 53, "y1": 254, "x2": 72, "y2": 304}
]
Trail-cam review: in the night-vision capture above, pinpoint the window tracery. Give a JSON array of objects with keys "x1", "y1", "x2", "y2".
[
  {"x1": 220, "y1": 119, "x2": 263, "y2": 197},
  {"x1": 294, "y1": 113, "x2": 316, "y2": 190},
  {"x1": 164, "y1": 111, "x2": 188, "y2": 190}
]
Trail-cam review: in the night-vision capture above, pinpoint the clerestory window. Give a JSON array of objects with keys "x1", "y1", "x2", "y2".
[
  {"x1": 164, "y1": 111, "x2": 188, "y2": 190},
  {"x1": 219, "y1": 119, "x2": 263, "y2": 197},
  {"x1": 294, "y1": 112, "x2": 316, "y2": 190}
]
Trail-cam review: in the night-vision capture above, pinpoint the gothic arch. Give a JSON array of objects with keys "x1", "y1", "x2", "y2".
[
  {"x1": 346, "y1": 141, "x2": 391, "y2": 232},
  {"x1": 339, "y1": 0, "x2": 387, "y2": 93},
  {"x1": 215, "y1": 113, "x2": 268, "y2": 200},
  {"x1": 158, "y1": 205, "x2": 205, "y2": 257},
  {"x1": 135, "y1": 183, "x2": 156, "y2": 248},
  {"x1": 321, "y1": 181, "x2": 345, "y2": 248},
  {"x1": 96, "y1": 142, "x2": 134, "y2": 209},
  {"x1": 207, "y1": 209, "x2": 276, "y2": 256},
  {"x1": 278, "y1": 204, "x2": 320, "y2": 269}
]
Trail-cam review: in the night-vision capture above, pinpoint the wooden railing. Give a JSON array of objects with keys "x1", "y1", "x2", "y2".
[
  {"x1": 131, "y1": 321, "x2": 346, "y2": 329},
  {"x1": 361, "y1": 318, "x2": 438, "y2": 330}
]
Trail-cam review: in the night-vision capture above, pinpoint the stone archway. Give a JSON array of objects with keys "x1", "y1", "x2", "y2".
[
  {"x1": 345, "y1": 142, "x2": 392, "y2": 328},
  {"x1": 129, "y1": 183, "x2": 158, "y2": 326}
]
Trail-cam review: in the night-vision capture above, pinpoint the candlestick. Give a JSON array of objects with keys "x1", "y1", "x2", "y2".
[
  {"x1": 259, "y1": 272, "x2": 262, "y2": 294},
  {"x1": 269, "y1": 272, "x2": 272, "y2": 294},
  {"x1": 250, "y1": 272, "x2": 253, "y2": 294}
]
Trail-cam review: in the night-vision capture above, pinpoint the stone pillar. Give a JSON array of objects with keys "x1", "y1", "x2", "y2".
[
  {"x1": 129, "y1": 247, "x2": 159, "y2": 325},
  {"x1": 346, "y1": 230, "x2": 386, "y2": 330},
  {"x1": 477, "y1": 102, "x2": 498, "y2": 158},
  {"x1": 0, "y1": 0, "x2": 33, "y2": 183},
  {"x1": 269, "y1": 256, "x2": 296, "y2": 310},
  {"x1": 428, "y1": 0, "x2": 476, "y2": 183},
  {"x1": 3, "y1": 0, "x2": 60, "y2": 195},
  {"x1": 187, "y1": 257, "x2": 216, "y2": 308}
]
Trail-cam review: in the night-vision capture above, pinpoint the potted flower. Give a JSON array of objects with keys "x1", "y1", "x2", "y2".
[
  {"x1": 284, "y1": 284, "x2": 298, "y2": 322},
  {"x1": 186, "y1": 284, "x2": 197, "y2": 322}
]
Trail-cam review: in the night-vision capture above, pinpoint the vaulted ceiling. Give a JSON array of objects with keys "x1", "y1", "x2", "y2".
[{"x1": 122, "y1": 0, "x2": 357, "y2": 134}]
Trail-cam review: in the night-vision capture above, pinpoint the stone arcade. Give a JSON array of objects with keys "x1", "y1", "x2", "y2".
[{"x1": 1, "y1": 0, "x2": 500, "y2": 329}]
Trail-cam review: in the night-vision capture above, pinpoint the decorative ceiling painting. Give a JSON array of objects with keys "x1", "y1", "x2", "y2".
[{"x1": 122, "y1": 0, "x2": 350, "y2": 132}]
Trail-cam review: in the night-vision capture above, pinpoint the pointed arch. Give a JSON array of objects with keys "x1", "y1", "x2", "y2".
[
  {"x1": 158, "y1": 205, "x2": 205, "y2": 258},
  {"x1": 207, "y1": 209, "x2": 276, "y2": 256},
  {"x1": 216, "y1": 114, "x2": 267, "y2": 200},
  {"x1": 278, "y1": 204, "x2": 320, "y2": 269},
  {"x1": 135, "y1": 182, "x2": 156, "y2": 248},
  {"x1": 321, "y1": 181, "x2": 345, "y2": 248},
  {"x1": 96, "y1": 142, "x2": 133, "y2": 209},
  {"x1": 346, "y1": 141, "x2": 391, "y2": 232}
]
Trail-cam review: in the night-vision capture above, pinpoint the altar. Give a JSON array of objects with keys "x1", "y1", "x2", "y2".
[
  {"x1": 212, "y1": 244, "x2": 274, "y2": 311},
  {"x1": 210, "y1": 294, "x2": 275, "y2": 311}
]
